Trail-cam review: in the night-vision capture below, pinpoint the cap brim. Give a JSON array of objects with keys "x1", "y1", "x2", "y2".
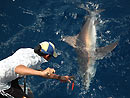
[{"x1": 53, "y1": 51, "x2": 58, "y2": 58}]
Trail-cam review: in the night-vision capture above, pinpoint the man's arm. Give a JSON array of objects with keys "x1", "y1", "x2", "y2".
[
  {"x1": 15, "y1": 65, "x2": 71, "y2": 82},
  {"x1": 15, "y1": 65, "x2": 54, "y2": 77}
]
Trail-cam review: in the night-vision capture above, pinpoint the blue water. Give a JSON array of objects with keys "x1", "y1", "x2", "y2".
[{"x1": 0, "y1": 0, "x2": 130, "y2": 98}]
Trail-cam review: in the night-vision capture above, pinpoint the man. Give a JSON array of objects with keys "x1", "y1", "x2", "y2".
[{"x1": 0, "y1": 41, "x2": 72, "y2": 98}]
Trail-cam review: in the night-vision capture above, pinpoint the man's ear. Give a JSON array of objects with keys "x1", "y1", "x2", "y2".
[{"x1": 46, "y1": 54, "x2": 50, "y2": 58}]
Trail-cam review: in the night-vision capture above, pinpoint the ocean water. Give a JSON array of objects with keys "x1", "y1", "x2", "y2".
[{"x1": 0, "y1": 0, "x2": 130, "y2": 98}]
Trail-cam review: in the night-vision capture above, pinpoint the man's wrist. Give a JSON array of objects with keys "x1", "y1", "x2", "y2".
[{"x1": 39, "y1": 70, "x2": 48, "y2": 77}]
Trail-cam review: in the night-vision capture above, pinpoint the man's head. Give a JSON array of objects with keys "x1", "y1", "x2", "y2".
[{"x1": 34, "y1": 41, "x2": 57, "y2": 60}]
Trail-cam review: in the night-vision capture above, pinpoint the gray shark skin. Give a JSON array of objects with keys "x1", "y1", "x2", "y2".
[{"x1": 62, "y1": 8, "x2": 118, "y2": 90}]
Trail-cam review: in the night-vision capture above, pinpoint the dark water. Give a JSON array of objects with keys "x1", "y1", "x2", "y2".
[{"x1": 0, "y1": 0, "x2": 130, "y2": 98}]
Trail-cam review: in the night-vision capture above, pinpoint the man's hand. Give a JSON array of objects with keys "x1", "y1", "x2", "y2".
[{"x1": 42, "y1": 67, "x2": 55, "y2": 76}]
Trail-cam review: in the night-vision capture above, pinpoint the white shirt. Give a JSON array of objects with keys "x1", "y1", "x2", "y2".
[{"x1": 0, "y1": 48, "x2": 48, "y2": 91}]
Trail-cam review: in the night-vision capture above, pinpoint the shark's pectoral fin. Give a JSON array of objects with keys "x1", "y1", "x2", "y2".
[
  {"x1": 95, "y1": 41, "x2": 118, "y2": 60},
  {"x1": 62, "y1": 34, "x2": 79, "y2": 48}
]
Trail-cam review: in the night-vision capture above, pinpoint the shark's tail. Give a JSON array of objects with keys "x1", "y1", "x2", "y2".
[
  {"x1": 79, "y1": 5, "x2": 105, "y2": 16},
  {"x1": 80, "y1": 64, "x2": 97, "y2": 90}
]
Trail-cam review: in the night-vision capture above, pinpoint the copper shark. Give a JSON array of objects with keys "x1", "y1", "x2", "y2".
[{"x1": 62, "y1": 8, "x2": 118, "y2": 90}]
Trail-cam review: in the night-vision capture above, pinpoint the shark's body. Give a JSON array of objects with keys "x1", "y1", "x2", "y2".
[{"x1": 63, "y1": 8, "x2": 118, "y2": 90}]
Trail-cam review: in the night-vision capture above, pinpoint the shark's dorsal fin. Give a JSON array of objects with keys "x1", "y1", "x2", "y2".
[
  {"x1": 95, "y1": 41, "x2": 118, "y2": 60},
  {"x1": 62, "y1": 34, "x2": 79, "y2": 48}
]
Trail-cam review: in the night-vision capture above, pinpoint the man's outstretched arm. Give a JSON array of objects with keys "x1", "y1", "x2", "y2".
[
  {"x1": 15, "y1": 65, "x2": 55, "y2": 77},
  {"x1": 15, "y1": 65, "x2": 70, "y2": 82}
]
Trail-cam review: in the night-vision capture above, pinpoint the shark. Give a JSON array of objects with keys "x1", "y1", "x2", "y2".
[{"x1": 62, "y1": 8, "x2": 118, "y2": 90}]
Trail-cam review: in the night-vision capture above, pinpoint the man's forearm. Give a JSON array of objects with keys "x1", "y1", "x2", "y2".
[
  {"x1": 15, "y1": 65, "x2": 45, "y2": 76},
  {"x1": 15, "y1": 65, "x2": 62, "y2": 81}
]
